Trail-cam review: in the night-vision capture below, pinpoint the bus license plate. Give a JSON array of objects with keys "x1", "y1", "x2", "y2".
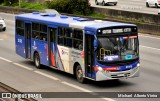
[{"x1": 117, "y1": 74, "x2": 125, "y2": 77}]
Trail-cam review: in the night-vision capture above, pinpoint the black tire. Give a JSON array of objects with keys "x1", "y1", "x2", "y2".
[
  {"x1": 95, "y1": 0, "x2": 98, "y2": 5},
  {"x1": 34, "y1": 53, "x2": 41, "y2": 69},
  {"x1": 102, "y1": 1, "x2": 105, "y2": 6},
  {"x1": 155, "y1": 3, "x2": 159, "y2": 8},
  {"x1": 146, "y1": 2, "x2": 149, "y2": 7},
  {"x1": 114, "y1": 3, "x2": 117, "y2": 6},
  {"x1": 76, "y1": 65, "x2": 85, "y2": 83},
  {"x1": 3, "y1": 27, "x2": 6, "y2": 31}
]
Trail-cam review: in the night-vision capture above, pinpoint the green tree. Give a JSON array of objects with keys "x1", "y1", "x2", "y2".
[
  {"x1": 47, "y1": 0, "x2": 90, "y2": 15},
  {"x1": 0, "y1": 0, "x2": 4, "y2": 4}
]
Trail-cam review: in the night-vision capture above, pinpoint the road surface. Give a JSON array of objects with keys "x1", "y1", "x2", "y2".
[{"x1": 90, "y1": 0, "x2": 159, "y2": 14}]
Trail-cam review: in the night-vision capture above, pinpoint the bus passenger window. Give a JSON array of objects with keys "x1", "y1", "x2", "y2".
[
  {"x1": 73, "y1": 40, "x2": 83, "y2": 50},
  {"x1": 63, "y1": 28, "x2": 72, "y2": 47},
  {"x1": 58, "y1": 27, "x2": 63, "y2": 36},
  {"x1": 65, "y1": 28, "x2": 72, "y2": 37},
  {"x1": 32, "y1": 31, "x2": 40, "y2": 40},
  {"x1": 64, "y1": 38, "x2": 72, "y2": 47},
  {"x1": 16, "y1": 20, "x2": 24, "y2": 28},
  {"x1": 40, "y1": 24, "x2": 47, "y2": 32},
  {"x1": 58, "y1": 27, "x2": 64, "y2": 45},
  {"x1": 16, "y1": 28, "x2": 24, "y2": 36},
  {"x1": 73, "y1": 29, "x2": 83, "y2": 50},
  {"x1": 58, "y1": 36, "x2": 63, "y2": 45},
  {"x1": 40, "y1": 33, "x2": 47, "y2": 41},
  {"x1": 73, "y1": 30, "x2": 83, "y2": 40},
  {"x1": 32, "y1": 23, "x2": 40, "y2": 31}
]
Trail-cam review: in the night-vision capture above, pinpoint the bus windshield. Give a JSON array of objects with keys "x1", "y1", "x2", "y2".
[{"x1": 97, "y1": 35, "x2": 139, "y2": 63}]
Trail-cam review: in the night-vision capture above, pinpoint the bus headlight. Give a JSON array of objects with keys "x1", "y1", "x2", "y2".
[
  {"x1": 97, "y1": 66, "x2": 103, "y2": 71},
  {"x1": 137, "y1": 63, "x2": 140, "y2": 67}
]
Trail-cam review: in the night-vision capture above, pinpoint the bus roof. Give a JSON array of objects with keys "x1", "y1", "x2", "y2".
[{"x1": 16, "y1": 12, "x2": 136, "y2": 31}]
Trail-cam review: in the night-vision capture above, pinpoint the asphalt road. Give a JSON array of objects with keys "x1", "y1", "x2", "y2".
[
  {"x1": 0, "y1": 12, "x2": 160, "y2": 101},
  {"x1": 90, "y1": 0, "x2": 159, "y2": 14}
]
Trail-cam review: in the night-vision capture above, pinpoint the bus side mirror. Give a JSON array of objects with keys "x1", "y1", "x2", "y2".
[{"x1": 94, "y1": 40, "x2": 98, "y2": 50}]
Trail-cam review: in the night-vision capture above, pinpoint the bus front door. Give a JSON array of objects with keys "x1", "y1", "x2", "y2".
[
  {"x1": 48, "y1": 27, "x2": 57, "y2": 67},
  {"x1": 25, "y1": 22, "x2": 31, "y2": 59},
  {"x1": 85, "y1": 34, "x2": 94, "y2": 79}
]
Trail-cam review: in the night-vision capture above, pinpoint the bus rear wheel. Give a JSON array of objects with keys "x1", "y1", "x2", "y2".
[
  {"x1": 76, "y1": 65, "x2": 85, "y2": 83},
  {"x1": 34, "y1": 53, "x2": 41, "y2": 69}
]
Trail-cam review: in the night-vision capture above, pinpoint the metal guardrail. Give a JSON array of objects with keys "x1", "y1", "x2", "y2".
[{"x1": 0, "y1": 82, "x2": 37, "y2": 101}]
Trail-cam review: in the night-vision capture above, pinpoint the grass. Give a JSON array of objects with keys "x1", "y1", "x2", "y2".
[
  {"x1": 88, "y1": 13, "x2": 106, "y2": 19},
  {"x1": 0, "y1": 2, "x2": 47, "y2": 10},
  {"x1": 19, "y1": 2, "x2": 47, "y2": 10},
  {"x1": 0, "y1": 3, "x2": 5, "y2": 6}
]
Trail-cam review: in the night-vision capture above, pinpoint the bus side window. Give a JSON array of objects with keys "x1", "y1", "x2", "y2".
[
  {"x1": 39, "y1": 33, "x2": 47, "y2": 41},
  {"x1": 73, "y1": 40, "x2": 83, "y2": 50},
  {"x1": 16, "y1": 28, "x2": 24, "y2": 36},
  {"x1": 64, "y1": 28, "x2": 72, "y2": 47},
  {"x1": 16, "y1": 20, "x2": 24, "y2": 36},
  {"x1": 73, "y1": 29, "x2": 83, "y2": 50},
  {"x1": 58, "y1": 27, "x2": 64, "y2": 45},
  {"x1": 32, "y1": 31, "x2": 40, "y2": 40},
  {"x1": 32, "y1": 22, "x2": 40, "y2": 31}
]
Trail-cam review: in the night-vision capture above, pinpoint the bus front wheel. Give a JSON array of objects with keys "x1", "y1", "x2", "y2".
[
  {"x1": 76, "y1": 65, "x2": 85, "y2": 83},
  {"x1": 34, "y1": 53, "x2": 41, "y2": 69}
]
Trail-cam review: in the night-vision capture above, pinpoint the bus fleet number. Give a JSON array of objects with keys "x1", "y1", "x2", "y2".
[{"x1": 18, "y1": 39, "x2": 22, "y2": 43}]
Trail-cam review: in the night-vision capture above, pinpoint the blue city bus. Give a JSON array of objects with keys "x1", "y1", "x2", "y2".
[{"x1": 15, "y1": 12, "x2": 140, "y2": 83}]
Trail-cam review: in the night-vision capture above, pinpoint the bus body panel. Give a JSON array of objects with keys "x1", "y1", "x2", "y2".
[
  {"x1": 16, "y1": 35, "x2": 26, "y2": 58},
  {"x1": 96, "y1": 66, "x2": 139, "y2": 81},
  {"x1": 15, "y1": 13, "x2": 140, "y2": 81},
  {"x1": 50, "y1": 42, "x2": 56, "y2": 67},
  {"x1": 31, "y1": 40, "x2": 49, "y2": 66},
  {"x1": 25, "y1": 22, "x2": 32, "y2": 59},
  {"x1": 55, "y1": 45, "x2": 85, "y2": 75},
  {"x1": 27, "y1": 38, "x2": 31, "y2": 58}
]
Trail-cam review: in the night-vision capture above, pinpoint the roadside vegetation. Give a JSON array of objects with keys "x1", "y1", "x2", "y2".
[
  {"x1": 0, "y1": 0, "x2": 47, "y2": 10},
  {"x1": 0, "y1": 0, "x2": 151, "y2": 23},
  {"x1": 0, "y1": 0, "x2": 106, "y2": 19},
  {"x1": 0, "y1": 0, "x2": 106, "y2": 18}
]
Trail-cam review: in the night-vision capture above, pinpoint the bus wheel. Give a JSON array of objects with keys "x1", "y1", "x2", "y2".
[
  {"x1": 76, "y1": 65, "x2": 85, "y2": 83},
  {"x1": 34, "y1": 53, "x2": 41, "y2": 69}
]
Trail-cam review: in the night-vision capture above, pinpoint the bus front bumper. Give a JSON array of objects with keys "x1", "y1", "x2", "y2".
[{"x1": 96, "y1": 66, "x2": 140, "y2": 81}]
